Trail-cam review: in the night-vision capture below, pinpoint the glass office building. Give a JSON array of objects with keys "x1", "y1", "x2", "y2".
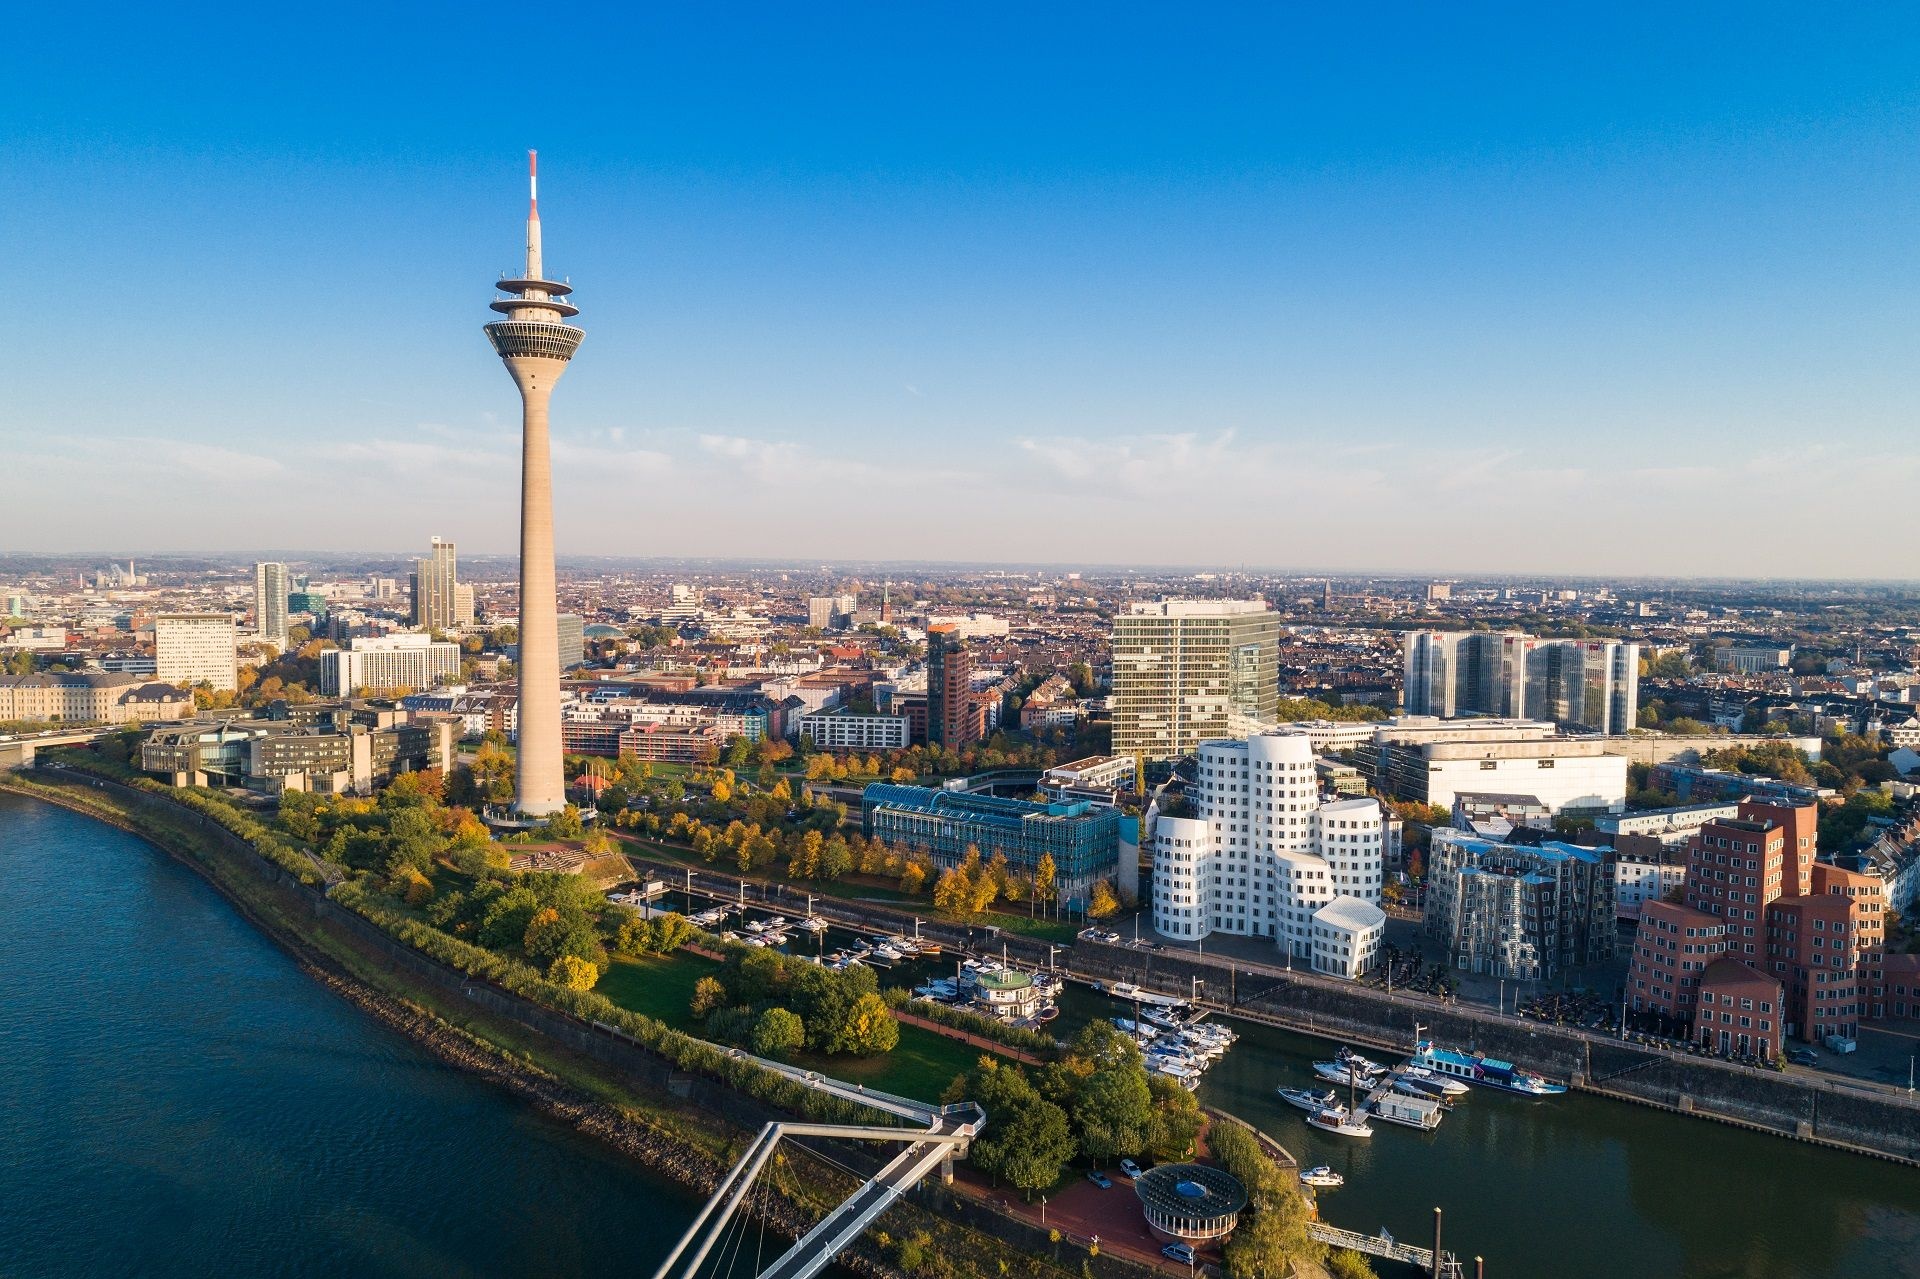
[{"x1": 861, "y1": 782, "x2": 1121, "y2": 909}]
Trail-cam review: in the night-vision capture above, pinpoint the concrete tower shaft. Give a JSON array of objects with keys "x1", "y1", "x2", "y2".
[{"x1": 484, "y1": 150, "x2": 584, "y2": 817}]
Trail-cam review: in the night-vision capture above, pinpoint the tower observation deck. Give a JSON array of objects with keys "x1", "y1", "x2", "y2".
[{"x1": 485, "y1": 150, "x2": 582, "y2": 816}]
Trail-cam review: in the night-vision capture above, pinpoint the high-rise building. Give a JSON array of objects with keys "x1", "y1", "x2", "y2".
[
  {"x1": 926, "y1": 623, "x2": 978, "y2": 748},
  {"x1": 807, "y1": 594, "x2": 858, "y2": 630},
  {"x1": 154, "y1": 614, "x2": 238, "y2": 692},
  {"x1": 253, "y1": 561, "x2": 290, "y2": 646},
  {"x1": 1111, "y1": 600, "x2": 1280, "y2": 763},
  {"x1": 1149, "y1": 729, "x2": 1386, "y2": 973},
  {"x1": 1402, "y1": 631, "x2": 1639, "y2": 734},
  {"x1": 484, "y1": 151, "x2": 584, "y2": 815},
  {"x1": 410, "y1": 536, "x2": 461, "y2": 633},
  {"x1": 557, "y1": 613, "x2": 585, "y2": 672}
]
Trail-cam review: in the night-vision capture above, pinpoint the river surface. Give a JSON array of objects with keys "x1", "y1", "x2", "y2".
[
  {"x1": 0, "y1": 792, "x2": 706, "y2": 1278},
  {"x1": 9, "y1": 798, "x2": 1920, "y2": 1279}
]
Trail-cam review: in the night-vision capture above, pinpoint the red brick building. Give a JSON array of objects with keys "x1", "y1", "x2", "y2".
[
  {"x1": 1764, "y1": 862, "x2": 1885, "y2": 1042},
  {"x1": 1627, "y1": 900, "x2": 1729, "y2": 1024},
  {"x1": 1694, "y1": 957, "x2": 1782, "y2": 1058}
]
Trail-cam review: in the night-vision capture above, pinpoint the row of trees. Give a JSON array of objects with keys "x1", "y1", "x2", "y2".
[{"x1": 940, "y1": 1022, "x2": 1204, "y2": 1199}]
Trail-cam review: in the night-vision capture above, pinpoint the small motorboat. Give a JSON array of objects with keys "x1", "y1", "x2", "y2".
[
  {"x1": 1314, "y1": 1060, "x2": 1384, "y2": 1086},
  {"x1": 1400, "y1": 1064, "x2": 1470, "y2": 1096},
  {"x1": 1278, "y1": 1086, "x2": 1338, "y2": 1114},
  {"x1": 1299, "y1": 1166, "x2": 1344, "y2": 1189}
]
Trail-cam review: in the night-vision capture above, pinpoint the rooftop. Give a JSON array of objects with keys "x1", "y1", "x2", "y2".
[{"x1": 1133, "y1": 1164, "x2": 1247, "y2": 1221}]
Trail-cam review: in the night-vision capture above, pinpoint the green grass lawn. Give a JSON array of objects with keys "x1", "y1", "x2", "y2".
[
  {"x1": 596, "y1": 951, "x2": 719, "y2": 1030},
  {"x1": 597, "y1": 951, "x2": 986, "y2": 1103}
]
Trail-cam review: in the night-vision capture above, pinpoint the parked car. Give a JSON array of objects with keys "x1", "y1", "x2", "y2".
[
  {"x1": 1119, "y1": 1158, "x2": 1143, "y2": 1180},
  {"x1": 1162, "y1": 1243, "x2": 1196, "y2": 1265},
  {"x1": 1787, "y1": 1047, "x2": 1820, "y2": 1066},
  {"x1": 1085, "y1": 1170, "x2": 1113, "y2": 1190},
  {"x1": 1824, "y1": 1035, "x2": 1858, "y2": 1055}
]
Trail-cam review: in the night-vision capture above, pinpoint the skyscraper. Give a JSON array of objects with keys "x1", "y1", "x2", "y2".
[
  {"x1": 926, "y1": 623, "x2": 978, "y2": 749},
  {"x1": 1111, "y1": 600, "x2": 1280, "y2": 763},
  {"x1": 1402, "y1": 631, "x2": 1639, "y2": 734},
  {"x1": 253, "y1": 561, "x2": 290, "y2": 646},
  {"x1": 410, "y1": 536, "x2": 460, "y2": 632},
  {"x1": 484, "y1": 151, "x2": 584, "y2": 816}
]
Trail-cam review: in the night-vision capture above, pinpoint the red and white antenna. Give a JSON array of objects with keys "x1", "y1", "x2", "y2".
[{"x1": 525, "y1": 149, "x2": 544, "y2": 279}]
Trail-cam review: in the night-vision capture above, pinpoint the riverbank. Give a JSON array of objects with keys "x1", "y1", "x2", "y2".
[{"x1": 0, "y1": 773, "x2": 1156, "y2": 1279}]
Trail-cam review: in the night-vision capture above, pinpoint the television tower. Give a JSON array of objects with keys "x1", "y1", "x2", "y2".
[{"x1": 484, "y1": 151, "x2": 583, "y2": 815}]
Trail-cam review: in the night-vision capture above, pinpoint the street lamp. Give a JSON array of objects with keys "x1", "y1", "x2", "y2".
[{"x1": 1048, "y1": 944, "x2": 1060, "y2": 973}]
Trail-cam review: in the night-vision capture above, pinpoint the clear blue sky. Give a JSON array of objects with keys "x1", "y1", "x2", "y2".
[{"x1": 6, "y1": 5, "x2": 1917, "y2": 576}]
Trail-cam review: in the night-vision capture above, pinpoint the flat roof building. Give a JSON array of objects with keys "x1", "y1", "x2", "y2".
[{"x1": 1112, "y1": 599, "x2": 1279, "y2": 764}]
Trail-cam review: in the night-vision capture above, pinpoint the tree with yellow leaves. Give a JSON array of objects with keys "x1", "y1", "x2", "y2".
[{"x1": 548, "y1": 954, "x2": 599, "y2": 992}]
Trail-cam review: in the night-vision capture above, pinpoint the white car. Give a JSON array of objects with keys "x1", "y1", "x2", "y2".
[{"x1": 1119, "y1": 1158, "x2": 1143, "y2": 1180}]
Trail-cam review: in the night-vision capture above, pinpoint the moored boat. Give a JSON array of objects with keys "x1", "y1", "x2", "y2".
[
  {"x1": 1299, "y1": 1165, "x2": 1344, "y2": 1189},
  {"x1": 1278, "y1": 1086, "x2": 1338, "y2": 1114},
  {"x1": 1306, "y1": 1105, "x2": 1373, "y2": 1138},
  {"x1": 1313, "y1": 1059, "x2": 1385, "y2": 1086},
  {"x1": 1410, "y1": 1041, "x2": 1567, "y2": 1096}
]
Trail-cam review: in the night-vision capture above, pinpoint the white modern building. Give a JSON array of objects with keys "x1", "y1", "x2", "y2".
[
  {"x1": 795, "y1": 708, "x2": 912, "y2": 751},
  {"x1": 1310, "y1": 896, "x2": 1387, "y2": 979},
  {"x1": 155, "y1": 613, "x2": 238, "y2": 692},
  {"x1": 319, "y1": 633, "x2": 462, "y2": 697},
  {"x1": 1277, "y1": 719, "x2": 1380, "y2": 755},
  {"x1": 1149, "y1": 729, "x2": 1385, "y2": 971}
]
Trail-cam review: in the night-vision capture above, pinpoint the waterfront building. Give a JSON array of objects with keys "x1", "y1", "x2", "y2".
[
  {"x1": 1627, "y1": 900, "x2": 1729, "y2": 1024},
  {"x1": 1147, "y1": 729, "x2": 1385, "y2": 967},
  {"x1": 1402, "y1": 631, "x2": 1639, "y2": 734},
  {"x1": 484, "y1": 152, "x2": 584, "y2": 816},
  {"x1": 926, "y1": 624, "x2": 980, "y2": 748},
  {"x1": 0, "y1": 672, "x2": 192, "y2": 725},
  {"x1": 861, "y1": 783, "x2": 1120, "y2": 909},
  {"x1": 253, "y1": 561, "x2": 290, "y2": 646},
  {"x1": 1311, "y1": 896, "x2": 1387, "y2": 979},
  {"x1": 1765, "y1": 861, "x2": 1884, "y2": 1043},
  {"x1": 1111, "y1": 599, "x2": 1280, "y2": 764},
  {"x1": 141, "y1": 704, "x2": 453, "y2": 794},
  {"x1": 795, "y1": 708, "x2": 911, "y2": 752},
  {"x1": 1133, "y1": 1164, "x2": 1245, "y2": 1245},
  {"x1": 409, "y1": 537, "x2": 464, "y2": 632},
  {"x1": 1682, "y1": 802, "x2": 1816, "y2": 961},
  {"x1": 1694, "y1": 958, "x2": 1783, "y2": 1059},
  {"x1": 319, "y1": 633, "x2": 462, "y2": 697},
  {"x1": 1424, "y1": 831, "x2": 1616, "y2": 980},
  {"x1": 154, "y1": 613, "x2": 238, "y2": 692}
]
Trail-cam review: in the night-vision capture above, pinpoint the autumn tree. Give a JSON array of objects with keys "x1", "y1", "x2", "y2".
[{"x1": 548, "y1": 954, "x2": 599, "y2": 992}]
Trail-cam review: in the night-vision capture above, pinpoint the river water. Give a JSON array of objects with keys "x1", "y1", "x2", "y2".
[
  {"x1": 0, "y1": 792, "x2": 703, "y2": 1278},
  {"x1": 8, "y1": 795, "x2": 1919, "y2": 1279}
]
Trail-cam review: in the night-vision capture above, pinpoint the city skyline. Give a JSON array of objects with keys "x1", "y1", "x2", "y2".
[{"x1": 8, "y1": 7, "x2": 1920, "y2": 575}]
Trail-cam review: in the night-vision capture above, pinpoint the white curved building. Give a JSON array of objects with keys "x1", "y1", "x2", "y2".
[{"x1": 1150, "y1": 729, "x2": 1386, "y2": 971}]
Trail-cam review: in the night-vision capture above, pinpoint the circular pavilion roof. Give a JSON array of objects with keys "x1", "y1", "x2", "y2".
[{"x1": 1133, "y1": 1163, "x2": 1247, "y2": 1222}]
